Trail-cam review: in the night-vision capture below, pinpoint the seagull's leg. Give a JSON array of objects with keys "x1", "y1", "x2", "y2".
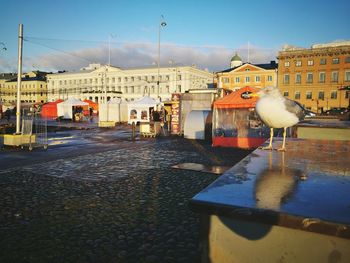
[
  {"x1": 278, "y1": 127, "x2": 287, "y2": 151},
  {"x1": 261, "y1": 128, "x2": 274, "y2": 150}
]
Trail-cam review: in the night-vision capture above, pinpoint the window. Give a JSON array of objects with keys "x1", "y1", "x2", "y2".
[
  {"x1": 318, "y1": 91, "x2": 325, "y2": 100},
  {"x1": 284, "y1": 61, "x2": 290, "y2": 67},
  {"x1": 294, "y1": 91, "x2": 300, "y2": 100},
  {"x1": 320, "y1": 58, "x2": 327, "y2": 65},
  {"x1": 345, "y1": 71, "x2": 350, "y2": 82},
  {"x1": 295, "y1": 60, "x2": 302, "y2": 67},
  {"x1": 223, "y1": 77, "x2": 229, "y2": 83},
  {"x1": 330, "y1": 91, "x2": 337, "y2": 99},
  {"x1": 295, "y1": 73, "x2": 301, "y2": 84},
  {"x1": 307, "y1": 60, "x2": 314, "y2": 66},
  {"x1": 331, "y1": 71, "x2": 339, "y2": 82},
  {"x1": 255, "y1": 76, "x2": 261, "y2": 82},
  {"x1": 283, "y1": 91, "x2": 289, "y2": 97},
  {"x1": 245, "y1": 68, "x2": 250, "y2": 71},
  {"x1": 319, "y1": 72, "x2": 326, "y2": 83},
  {"x1": 245, "y1": 76, "x2": 250, "y2": 83},
  {"x1": 306, "y1": 91, "x2": 312, "y2": 100},
  {"x1": 346, "y1": 57, "x2": 350, "y2": 63},
  {"x1": 332, "y1": 58, "x2": 340, "y2": 64},
  {"x1": 267, "y1": 75, "x2": 273, "y2": 81},
  {"x1": 235, "y1": 77, "x2": 240, "y2": 83},
  {"x1": 283, "y1": 74, "x2": 290, "y2": 84},
  {"x1": 306, "y1": 73, "x2": 313, "y2": 83}
]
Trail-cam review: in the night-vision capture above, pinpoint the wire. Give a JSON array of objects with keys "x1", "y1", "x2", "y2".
[{"x1": 24, "y1": 37, "x2": 94, "y2": 63}]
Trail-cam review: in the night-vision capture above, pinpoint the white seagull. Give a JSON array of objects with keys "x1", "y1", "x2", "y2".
[{"x1": 252, "y1": 86, "x2": 306, "y2": 151}]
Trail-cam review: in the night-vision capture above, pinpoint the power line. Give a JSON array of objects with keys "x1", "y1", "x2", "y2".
[{"x1": 23, "y1": 37, "x2": 94, "y2": 63}]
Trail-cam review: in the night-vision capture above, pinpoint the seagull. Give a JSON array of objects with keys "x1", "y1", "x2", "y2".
[{"x1": 251, "y1": 86, "x2": 306, "y2": 151}]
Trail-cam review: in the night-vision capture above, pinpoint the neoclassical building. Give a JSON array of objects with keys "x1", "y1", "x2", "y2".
[
  {"x1": 0, "y1": 71, "x2": 48, "y2": 104},
  {"x1": 277, "y1": 41, "x2": 350, "y2": 112},
  {"x1": 216, "y1": 53, "x2": 278, "y2": 92},
  {"x1": 46, "y1": 64, "x2": 213, "y2": 102}
]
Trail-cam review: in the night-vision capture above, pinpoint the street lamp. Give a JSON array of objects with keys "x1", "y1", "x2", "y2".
[{"x1": 157, "y1": 15, "x2": 167, "y2": 101}]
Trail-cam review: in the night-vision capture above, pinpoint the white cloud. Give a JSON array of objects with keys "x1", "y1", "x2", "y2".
[{"x1": 2, "y1": 41, "x2": 278, "y2": 73}]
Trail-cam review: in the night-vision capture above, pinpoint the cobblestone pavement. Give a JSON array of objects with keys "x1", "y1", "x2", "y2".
[{"x1": 0, "y1": 128, "x2": 251, "y2": 263}]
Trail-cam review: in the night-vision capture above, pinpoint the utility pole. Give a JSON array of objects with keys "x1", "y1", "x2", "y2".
[{"x1": 16, "y1": 24, "x2": 23, "y2": 134}]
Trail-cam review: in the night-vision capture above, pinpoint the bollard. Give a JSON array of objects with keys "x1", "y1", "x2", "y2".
[{"x1": 131, "y1": 122, "x2": 136, "y2": 140}]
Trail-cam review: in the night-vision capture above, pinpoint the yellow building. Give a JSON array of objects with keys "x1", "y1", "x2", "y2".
[
  {"x1": 277, "y1": 41, "x2": 350, "y2": 113},
  {"x1": 0, "y1": 71, "x2": 48, "y2": 105},
  {"x1": 216, "y1": 54, "x2": 278, "y2": 92}
]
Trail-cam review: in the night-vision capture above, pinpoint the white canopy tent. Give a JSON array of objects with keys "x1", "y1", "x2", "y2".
[
  {"x1": 57, "y1": 98, "x2": 88, "y2": 119},
  {"x1": 127, "y1": 96, "x2": 158, "y2": 124},
  {"x1": 99, "y1": 98, "x2": 128, "y2": 123}
]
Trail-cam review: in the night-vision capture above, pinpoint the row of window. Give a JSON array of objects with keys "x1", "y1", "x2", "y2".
[
  {"x1": 284, "y1": 56, "x2": 350, "y2": 67},
  {"x1": 283, "y1": 90, "x2": 349, "y2": 100},
  {"x1": 222, "y1": 75, "x2": 273, "y2": 83},
  {"x1": 54, "y1": 74, "x2": 181, "y2": 86},
  {"x1": 283, "y1": 71, "x2": 350, "y2": 84},
  {"x1": 53, "y1": 85, "x2": 181, "y2": 95},
  {"x1": 2, "y1": 84, "x2": 45, "y2": 89},
  {"x1": 1, "y1": 92, "x2": 46, "y2": 97}
]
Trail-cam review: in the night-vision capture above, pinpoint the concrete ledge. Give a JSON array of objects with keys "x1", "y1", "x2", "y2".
[
  {"x1": 98, "y1": 121, "x2": 115, "y2": 128},
  {"x1": 190, "y1": 138, "x2": 350, "y2": 262},
  {"x1": 4, "y1": 134, "x2": 36, "y2": 146}
]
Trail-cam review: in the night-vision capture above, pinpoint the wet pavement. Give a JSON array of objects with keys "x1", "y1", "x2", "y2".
[{"x1": 0, "y1": 124, "x2": 251, "y2": 263}]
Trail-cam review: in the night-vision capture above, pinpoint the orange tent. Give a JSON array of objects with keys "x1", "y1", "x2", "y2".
[
  {"x1": 83, "y1": 100, "x2": 98, "y2": 115},
  {"x1": 41, "y1": 99, "x2": 63, "y2": 119},
  {"x1": 212, "y1": 86, "x2": 269, "y2": 149}
]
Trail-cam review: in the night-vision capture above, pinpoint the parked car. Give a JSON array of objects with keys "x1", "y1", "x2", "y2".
[{"x1": 324, "y1": 108, "x2": 346, "y2": 115}]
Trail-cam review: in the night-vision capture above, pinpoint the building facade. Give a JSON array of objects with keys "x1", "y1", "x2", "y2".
[
  {"x1": 46, "y1": 64, "x2": 213, "y2": 103},
  {"x1": 216, "y1": 54, "x2": 278, "y2": 92},
  {"x1": 277, "y1": 41, "x2": 350, "y2": 112},
  {"x1": 0, "y1": 71, "x2": 47, "y2": 104}
]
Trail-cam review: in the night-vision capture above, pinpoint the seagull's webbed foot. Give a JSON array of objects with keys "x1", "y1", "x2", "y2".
[{"x1": 277, "y1": 147, "x2": 286, "y2": 152}]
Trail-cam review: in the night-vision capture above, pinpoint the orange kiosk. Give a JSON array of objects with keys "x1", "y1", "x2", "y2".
[{"x1": 212, "y1": 86, "x2": 269, "y2": 149}]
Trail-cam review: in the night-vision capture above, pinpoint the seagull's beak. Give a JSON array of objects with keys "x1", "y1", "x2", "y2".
[{"x1": 249, "y1": 92, "x2": 260, "y2": 98}]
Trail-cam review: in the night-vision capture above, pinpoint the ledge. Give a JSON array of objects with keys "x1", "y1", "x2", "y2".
[{"x1": 189, "y1": 138, "x2": 350, "y2": 239}]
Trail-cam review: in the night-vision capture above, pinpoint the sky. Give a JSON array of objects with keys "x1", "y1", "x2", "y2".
[{"x1": 0, "y1": 0, "x2": 349, "y2": 73}]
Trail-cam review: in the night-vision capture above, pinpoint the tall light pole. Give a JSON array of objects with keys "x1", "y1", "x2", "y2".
[
  {"x1": 157, "y1": 15, "x2": 167, "y2": 101},
  {"x1": 16, "y1": 24, "x2": 23, "y2": 134}
]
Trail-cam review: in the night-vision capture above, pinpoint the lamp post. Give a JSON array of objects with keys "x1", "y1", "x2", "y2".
[{"x1": 157, "y1": 15, "x2": 167, "y2": 101}]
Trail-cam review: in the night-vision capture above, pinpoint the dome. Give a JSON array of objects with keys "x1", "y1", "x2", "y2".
[
  {"x1": 230, "y1": 52, "x2": 243, "y2": 68},
  {"x1": 231, "y1": 53, "x2": 242, "y2": 62}
]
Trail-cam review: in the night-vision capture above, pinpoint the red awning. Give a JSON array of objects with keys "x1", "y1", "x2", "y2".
[{"x1": 214, "y1": 86, "x2": 260, "y2": 109}]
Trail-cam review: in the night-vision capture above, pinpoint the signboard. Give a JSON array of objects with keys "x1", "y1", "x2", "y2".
[{"x1": 171, "y1": 93, "x2": 181, "y2": 135}]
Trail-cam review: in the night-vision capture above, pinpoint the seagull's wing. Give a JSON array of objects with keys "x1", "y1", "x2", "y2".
[{"x1": 284, "y1": 99, "x2": 306, "y2": 120}]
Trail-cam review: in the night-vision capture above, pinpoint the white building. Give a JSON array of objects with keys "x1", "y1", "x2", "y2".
[{"x1": 47, "y1": 64, "x2": 213, "y2": 102}]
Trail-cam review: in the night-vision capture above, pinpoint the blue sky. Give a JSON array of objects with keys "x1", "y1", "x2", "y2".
[{"x1": 1, "y1": 0, "x2": 349, "y2": 72}]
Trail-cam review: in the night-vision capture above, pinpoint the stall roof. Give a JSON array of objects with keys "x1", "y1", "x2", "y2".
[
  {"x1": 58, "y1": 97, "x2": 89, "y2": 106},
  {"x1": 129, "y1": 96, "x2": 158, "y2": 107},
  {"x1": 214, "y1": 86, "x2": 260, "y2": 109}
]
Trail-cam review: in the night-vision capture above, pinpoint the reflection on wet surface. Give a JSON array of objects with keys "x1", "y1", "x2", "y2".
[
  {"x1": 254, "y1": 152, "x2": 302, "y2": 210},
  {"x1": 172, "y1": 163, "x2": 230, "y2": 175},
  {"x1": 192, "y1": 139, "x2": 350, "y2": 225}
]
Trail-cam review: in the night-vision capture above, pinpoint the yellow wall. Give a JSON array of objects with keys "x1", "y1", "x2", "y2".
[
  {"x1": 217, "y1": 64, "x2": 277, "y2": 91},
  {"x1": 278, "y1": 45, "x2": 350, "y2": 112}
]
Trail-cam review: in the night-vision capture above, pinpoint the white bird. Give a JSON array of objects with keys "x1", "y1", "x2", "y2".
[{"x1": 252, "y1": 86, "x2": 306, "y2": 151}]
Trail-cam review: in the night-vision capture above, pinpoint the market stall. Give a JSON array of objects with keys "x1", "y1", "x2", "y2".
[
  {"x1": 127, "y1": 96, "x2": 160, "y2": 136},
  {"x1": 212, "y1": 86, "x2": 269, "y2": 149},
  {"x1": 83, "y1": 99, "x2": 99, "y2": 115},
  {"x1": 57, "y1": 98, "x2": 89, "y2": 121},
  {"x1": 40, "y1": 99, "x2": 64, "y2": 119}
]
